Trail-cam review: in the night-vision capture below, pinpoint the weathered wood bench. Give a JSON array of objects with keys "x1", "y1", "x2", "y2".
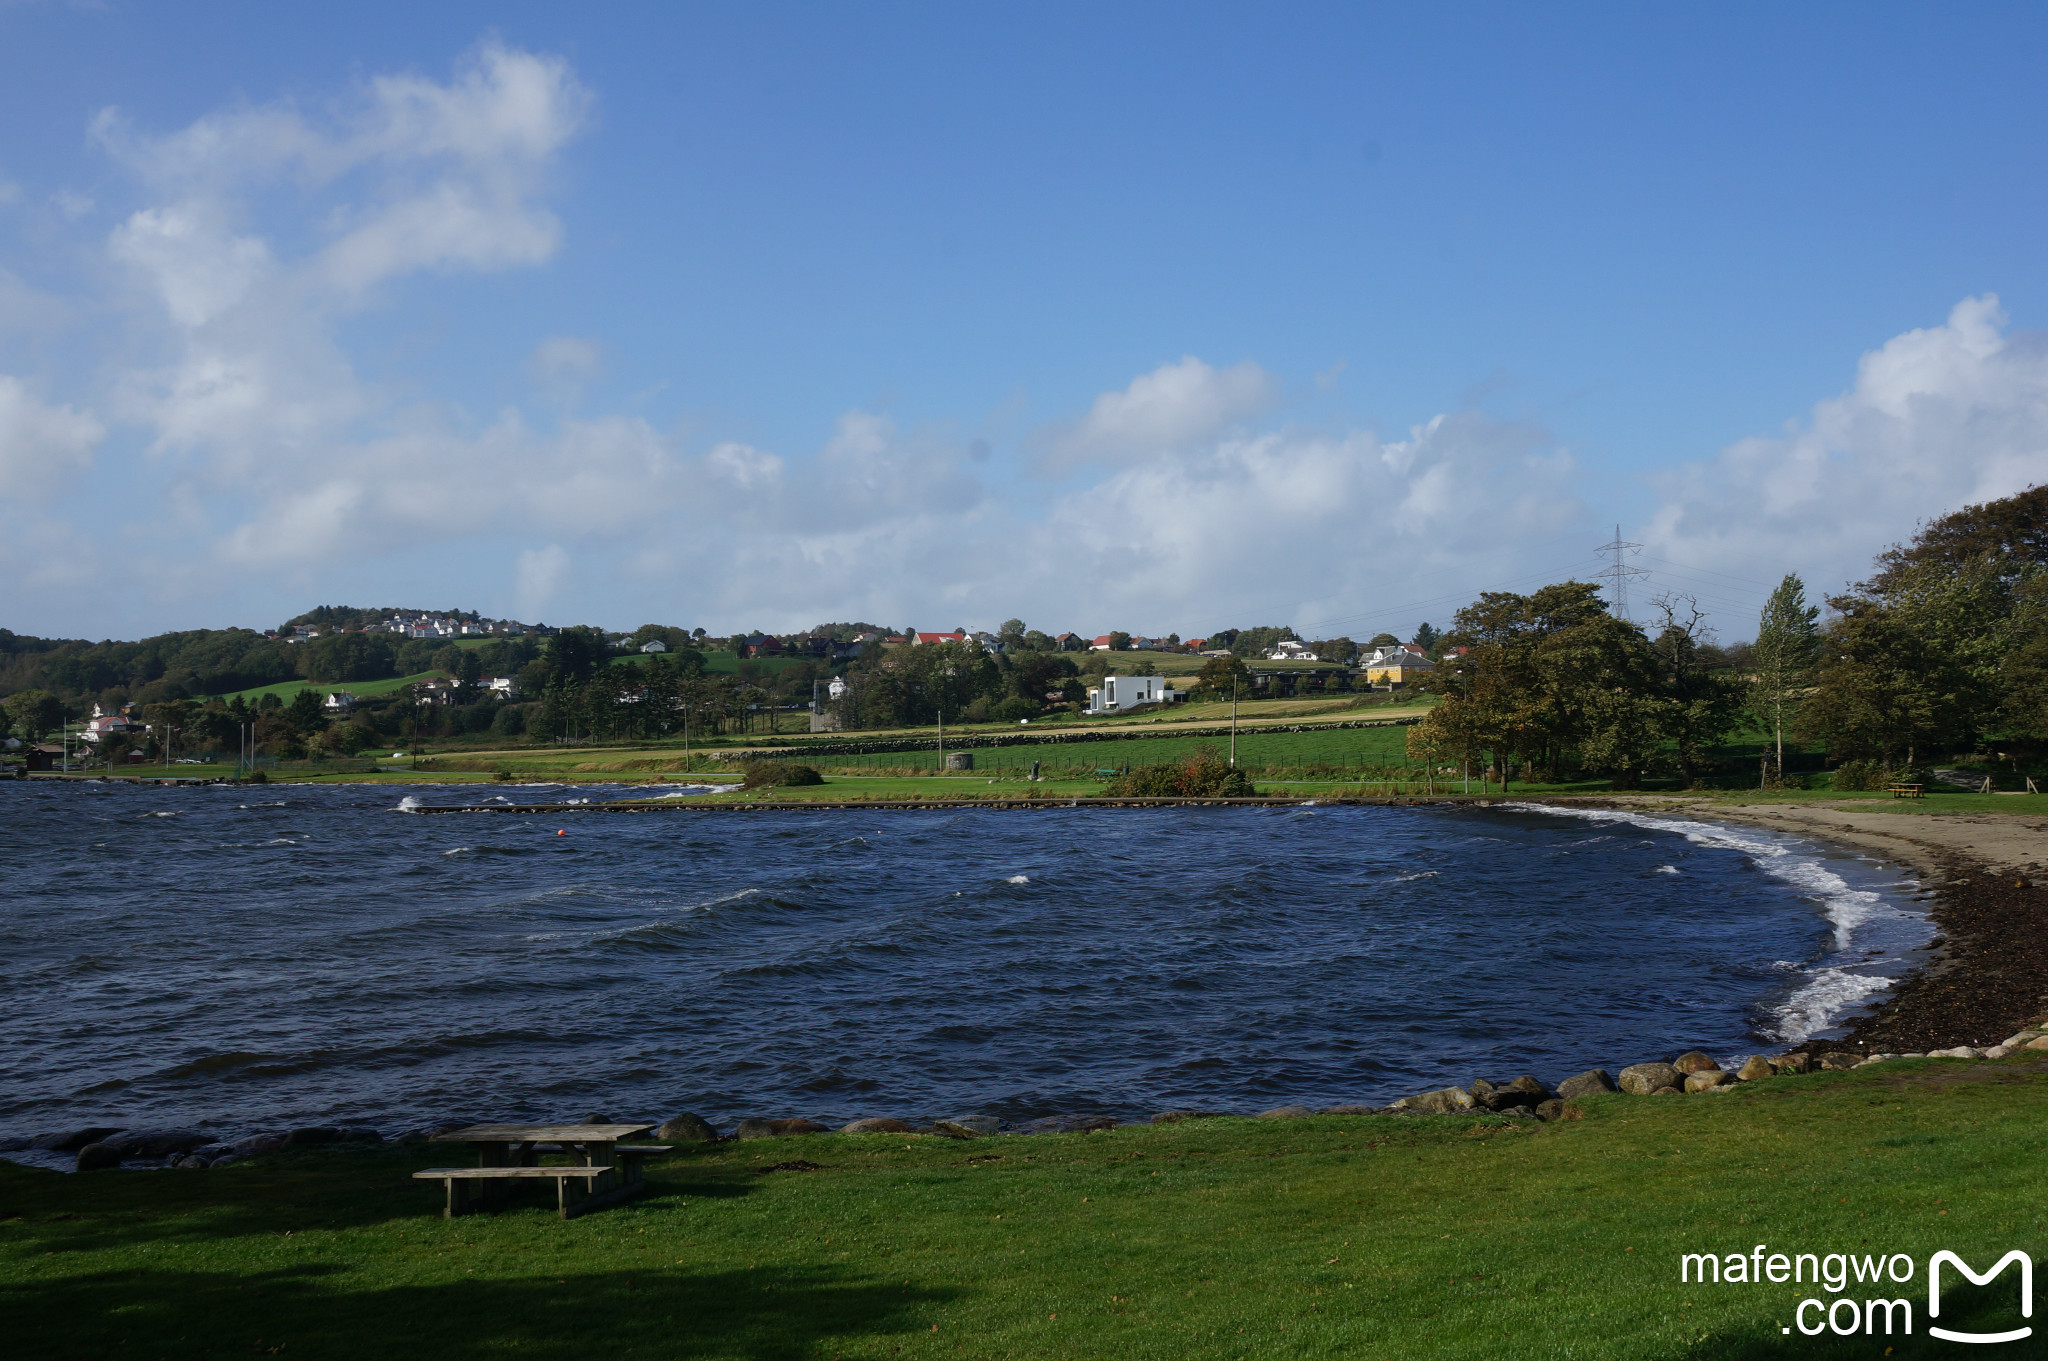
[
  {"x1": 1888, "y1": 783, "x2": 1924, "y2": 799},
  {"x1": 420, "y1": 1123, "x2": 671, "y2": 1219}
]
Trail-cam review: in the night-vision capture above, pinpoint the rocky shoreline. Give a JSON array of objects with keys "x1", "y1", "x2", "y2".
[{"x1": 16, "y1": 1011, "x2": 2048, "y2": 1176}]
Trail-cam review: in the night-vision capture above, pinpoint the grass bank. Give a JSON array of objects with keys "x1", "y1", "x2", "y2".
[{"x1": 4, "y1": 1059, "x2": 2044, "y2": 1359}]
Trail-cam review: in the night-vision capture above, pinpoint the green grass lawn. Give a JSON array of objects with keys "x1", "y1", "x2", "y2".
[
  {"x1": 786, "y1": 727, "x2": 1428, "y2": 776},
  {"x1": 4, "y1": 1058, "x2": 2042, "y2": 1359}
]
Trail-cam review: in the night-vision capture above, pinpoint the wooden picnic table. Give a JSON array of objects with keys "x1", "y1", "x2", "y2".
[
  {"x1": 414, "y1": 1123, "x2": 669, "y2": 1219},
  {"x1": 1888, "y1": 783, "x2": 1924, "y2": 799}
]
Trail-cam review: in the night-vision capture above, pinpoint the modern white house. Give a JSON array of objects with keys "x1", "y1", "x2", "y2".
[
  {"x1": 1265, "y1": 639, "x2": 1318, "y2": 661},
  {"x1": 323, "y1": 691, "x2": 357, "y2": 713},
  {"x1": 1083, "y1": 675, "x2": 1185, "y2": 715},
  {"x1": 640, "y1": 640, "x2": 668, "y2": 653}
]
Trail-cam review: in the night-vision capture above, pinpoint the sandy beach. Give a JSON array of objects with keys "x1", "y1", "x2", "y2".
[{"x1": 1570, "y1": 796, "x2": 2048, "y2": 1055}]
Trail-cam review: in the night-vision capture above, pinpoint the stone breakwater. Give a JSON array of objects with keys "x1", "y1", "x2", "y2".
[{"x1": 18, "y1": 1020, "x2": 2046, "y2": 1174}]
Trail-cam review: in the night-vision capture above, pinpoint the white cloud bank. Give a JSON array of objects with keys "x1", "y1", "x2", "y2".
[
  {"x1": 1646, "y1": 295, "x2": 2048, "y2": 601},
  {"x1": 1, "y1": 40, "x2": 2044, "y2": 644}
]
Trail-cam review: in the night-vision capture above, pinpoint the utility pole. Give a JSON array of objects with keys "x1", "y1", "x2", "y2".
[
  {"x1": 937, "y1": 707, "x2": 944, "y2": 773},
  {"x1": 1595, "y1": 523, "x2": 1650, "y2": 622}
]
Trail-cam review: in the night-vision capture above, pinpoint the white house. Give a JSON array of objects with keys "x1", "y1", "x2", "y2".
[
  {"x1": 1084, "y1": 675, "x2": 1185, "y2": 715},
  {"x1": 79, "y1": 713, "x2": 141, "y2": 744},
  {"x1": 1266, "y1": 639, "x2": 1318, "y2": 661},
  {"x1": 485, "y1": 676, "x2": 522, "y2": 698},
  {"x1": 323, "y1": 691, "x2": 357, "y2": 713},
  {"x1": 827, "y1": 676, "x2": 850, "y2": 701},
  {"x1": 640, "y1": 640, "x2": 668, "y2": 653}
]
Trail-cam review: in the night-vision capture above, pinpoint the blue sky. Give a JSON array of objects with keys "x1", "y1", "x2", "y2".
[{"x1": 3, "y1": 3, "x2": 2046, "y2": 642}]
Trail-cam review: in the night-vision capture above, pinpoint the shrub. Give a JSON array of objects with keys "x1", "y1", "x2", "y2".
[
  {"x1": 1831, "y1": 759, "x2": 1888, "y2": 791},
  {"x1": 992, "y1": 696, "x2": 1040, "y2": 723},
  {"x1": 742, "y1": 762, "x2": 824, "y2": 790},
  {"x1": 1103, "y1": 745, "x2": 1256, "y2": 798}
]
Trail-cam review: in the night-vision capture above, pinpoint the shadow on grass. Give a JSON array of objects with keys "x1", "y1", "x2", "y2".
[
  {"x1": 1680, "y1": 1273, "x2": 2042, "y2": 1359},
  {"x1": 0, "y1": 1151, "x2": 757, "y2": 1253},
  {"x1": 2, "y1": 1260, "x2": 956, "y2": 1361}
]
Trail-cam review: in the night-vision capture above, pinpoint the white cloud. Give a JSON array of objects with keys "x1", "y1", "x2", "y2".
[
  {"x1": 1041, "y1": 356, "x2": 1278, "y2": 470},
  {"x1": 0, "y1": 376, "x2": 104, "y2": 498},
  {"x1": 1646, "y1": 295, "x2": 2048, "y2": 602}
]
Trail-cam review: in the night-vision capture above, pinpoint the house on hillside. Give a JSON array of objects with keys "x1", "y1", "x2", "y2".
[
  {"x1": 1090, "y1": 634, "x2": 1115, "y2": 650},
  {"x1": 911, "y1": 631, "x2": 968, "y2": 646},
  {"x1": 1362, "y1": 644, "x2": 1435, "y2": 685},
  {"x1": 324, "y1": 692, "x2": 357, "y2": 713},
  {"x1": 1266, "y1": 639, "x2": 1319, "y2": 661},
  {"x1": 1053, "y1": 632, "x2": 1083, "y2": 651},
  {"x1": 640, "y1": 640, "x2": 668, "y2": 653},
  {"x1": 485, "y1": 676, "x2": 521, "y2": 698},
  {"x1": 1084, "y1": 675, "x2": 1185, "y2": 715},
  {"x1": 1183, "y1": 638, "x2": 1208, "y2": 652},
  {"x1": 80, "y1": 714, "x2": 141, "y2": 744}
]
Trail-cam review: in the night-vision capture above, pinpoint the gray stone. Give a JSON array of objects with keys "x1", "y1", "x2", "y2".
[
  {"x1": 227, "y1": 1133, "x2": 288, "y2": 1158},
  {"x1": 1736, "y1": 1055, "x2": 1775, "y2": 1081},
  {"x1": 1533, "y1": 1099, "x2": 1565, "y2": 1122},
  {"x1": 1773, "y1": 1053, "x2": 1812, "y2": 1074},
  {"x1": 29, "y1": 1127, "x2": 123, "y2": 1153},
  {"x1": 657, "y1": 1113, "x2": 721, "y2": 1144},
  {"x1": 283, "y1": 1127, "x2": 345, "y2": 1147},
  {"x1": 1819, "y1": 1052, "x2": 1862, "y2": 1070},
  {"x1": 1408, "y1": 1088, "x2": 1477, "y2": 1115},
  {"x1": 1257, "y1": 1105, "x2": 1314, "y2": 1119},
  {"x1": 933, "y1": 1116, "x2": 1001, "y2": 1138},
  {"x1": 1683, "y1": 1069, "x2": 1733, "y2": 1093},
  {"x1": 767, "y1": 1118, "x2": 829, "y2": 1135},
  {"x1": 840, "y1": 1118, "x2": 914, "y2": 1135},
  {"x1": 173, "y1": 1155, "x2": 211, "y2": 1170},
  {"x1": 1017, "y1": 1115, "x2": 1119, "y2": 1134},
  {"x1": 1502, "y1": 1076, "x2": 1552, "y2": 1098},
  {"x1": 100, "y1": 1130, "x2": 211, "y2": 1159},
  {"x1": 1556, "y1": 1069, "x2": 1616, "y2": 1100},
  {"x1": 1929, "y1": 1046, "x2": 1981, "y2": 1060},
  {"x1": 1617, "y1": 1062, "x2": 1682, "y2": 1095},
  {"x1": 1650, "y1": 1086, "x2": 1682, "y2": 1096},
  {"x1": 75, "y1": 1143, "x2": 123, "y2": 1172},
  {"x1": 733, "y1": 1119, "x2": 778, "y2": 1140},
  {"x1": 1672, "y1": 1051, "x2": 1719, "y2": 1075}
]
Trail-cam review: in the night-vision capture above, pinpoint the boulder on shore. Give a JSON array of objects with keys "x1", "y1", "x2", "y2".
[
  {"x1": 74, "y1": 1143, "x2": 123, "y2": 1172},
  {"x1": 1556, "y1": 1070, "x2": 1616, "y2": 1100},
  {"x1": 1650, "y1": 1086, "x2": 1682, "y2": 1096},
  {"x1": 1773, "y1": 1053, "x2": 1812, "y2": 1075},
  {"x1": 1617, "y1": 1063, "x2": 1682, "y2": 1095},
  {"x1": 1683, "y1": 1069, "x2": 1734, "y2": 1093},
  {"x1": 1672, "y1": 1051, "x2": 1719, "y2": 1075},
  {"x1": 932, "y1": 1117, "x2": 1000, "y2": 1139},
  {"x1": 840, "y1": 1118, "x2": 913, "y2": 1135},
  {"x1": 1533, "y1": 1100, "x2": 1566, "y2": 1122},
  {"x1": 1818, "y1": 1052, "x2": 1862, "y2": 1070},
  {"x1": 733, "y1": 1119, "x2": 778, "y2": 1140},
  {"x1": 1257, "y1": 1106, "x2": 1314, "y2": 1119},
  {"x1": 1408, "y1": 1088, "x2": 1476, "y2": 1115},
  {"x1": 1318, "y1": 1105, "x2": 1378, "y2": 1116},
  {"x1": 767, "y1": 1118, "x2": 828, "y2": 1136},
  {"x1": 1736, "y1": 1055, "x2": 1774, "y2": 1081},
  {"x1": 100, "y1": 1130, "x2": 212, "y2": 1160},
  {"x1": 657, "y1": 1113, "x2": 721, "y2": 1144}
]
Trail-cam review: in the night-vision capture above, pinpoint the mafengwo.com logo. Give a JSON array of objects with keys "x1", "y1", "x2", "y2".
[{"x1": 1679, "y1": 1245, "x2": 2033, "y2": 1342}]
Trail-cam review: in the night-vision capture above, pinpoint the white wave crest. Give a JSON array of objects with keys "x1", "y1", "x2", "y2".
[
  {"x1": 1005, "y1": 875, "x2": 1030, "y2": 884},
  {"x1": 1772, "y1": 968, "x2": 1895, "y2": 1044},
  {"x1": 395, "y1": 796, "x2": 423, "y2": 813},
  {"x1": 1655, "y1": 864, "x2": 1680, "y2": 874},
  {"x1": 1507, "y1": 804, "x2": 1892, "y2": 949}
]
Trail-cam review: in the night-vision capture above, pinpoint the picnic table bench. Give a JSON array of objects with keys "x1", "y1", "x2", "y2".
[
  {"x1": 413, "y1": 1123, "x2": 670, "y2": 1219},
  {"x1": 1887, "y1": 783, "x2": 1924, "y2": 799}
]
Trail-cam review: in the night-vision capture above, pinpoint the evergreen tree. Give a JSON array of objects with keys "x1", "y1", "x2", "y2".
[{"x1": 1749, "y1": 574, "x2": 1819, "y2": 774}]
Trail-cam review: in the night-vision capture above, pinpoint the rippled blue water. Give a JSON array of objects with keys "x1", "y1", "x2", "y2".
[{"x1": 0, "y1": 782, "x2": 1926, "y2": 1139}]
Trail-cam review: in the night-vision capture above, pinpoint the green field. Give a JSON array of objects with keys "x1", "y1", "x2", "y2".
[
  {"x1": 4, "y1": 1057, "x2": 2041, "y2": 1359},
  {"x1": 770, "y1": 726, "x2": 1425, "y2": 776},
  {"x1": 213, "y1": 669, "x2": 448, "y2": 705}
]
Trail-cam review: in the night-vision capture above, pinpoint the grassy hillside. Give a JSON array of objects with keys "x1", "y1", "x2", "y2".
[
  {"x1": 3, "y1": 1057, "x2": 2041, "y2": 1359},
  {"x1": 213, "y1": 669, "x2": 449, "y2": 705}
]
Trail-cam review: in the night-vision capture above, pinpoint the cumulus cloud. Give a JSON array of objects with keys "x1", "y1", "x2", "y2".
[
  {"x1": 0, "y1": 376, "x2": 104, "y2": 497},
  {"x1": 1040, "y1": 356, "x2": 1278, "y2": 471},
  {"x1": 515, "y1": 543, "x2": 570, "y2": 619},
  {"x1": 1646, "y1": 295, "x2": 2048, "y2": 600}
]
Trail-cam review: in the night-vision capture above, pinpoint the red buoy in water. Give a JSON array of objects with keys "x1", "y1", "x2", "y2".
[{"x1": 557, "y1": 829, "x2": 567, "y2": 835}]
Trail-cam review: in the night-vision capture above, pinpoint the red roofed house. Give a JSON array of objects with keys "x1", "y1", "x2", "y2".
[
  {"x1": 1090, "y1": 634, "x2": 1114, "y2": 650},
  {"x1": 911, "y1": 631, "x2": 968, "y2": 645}
]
